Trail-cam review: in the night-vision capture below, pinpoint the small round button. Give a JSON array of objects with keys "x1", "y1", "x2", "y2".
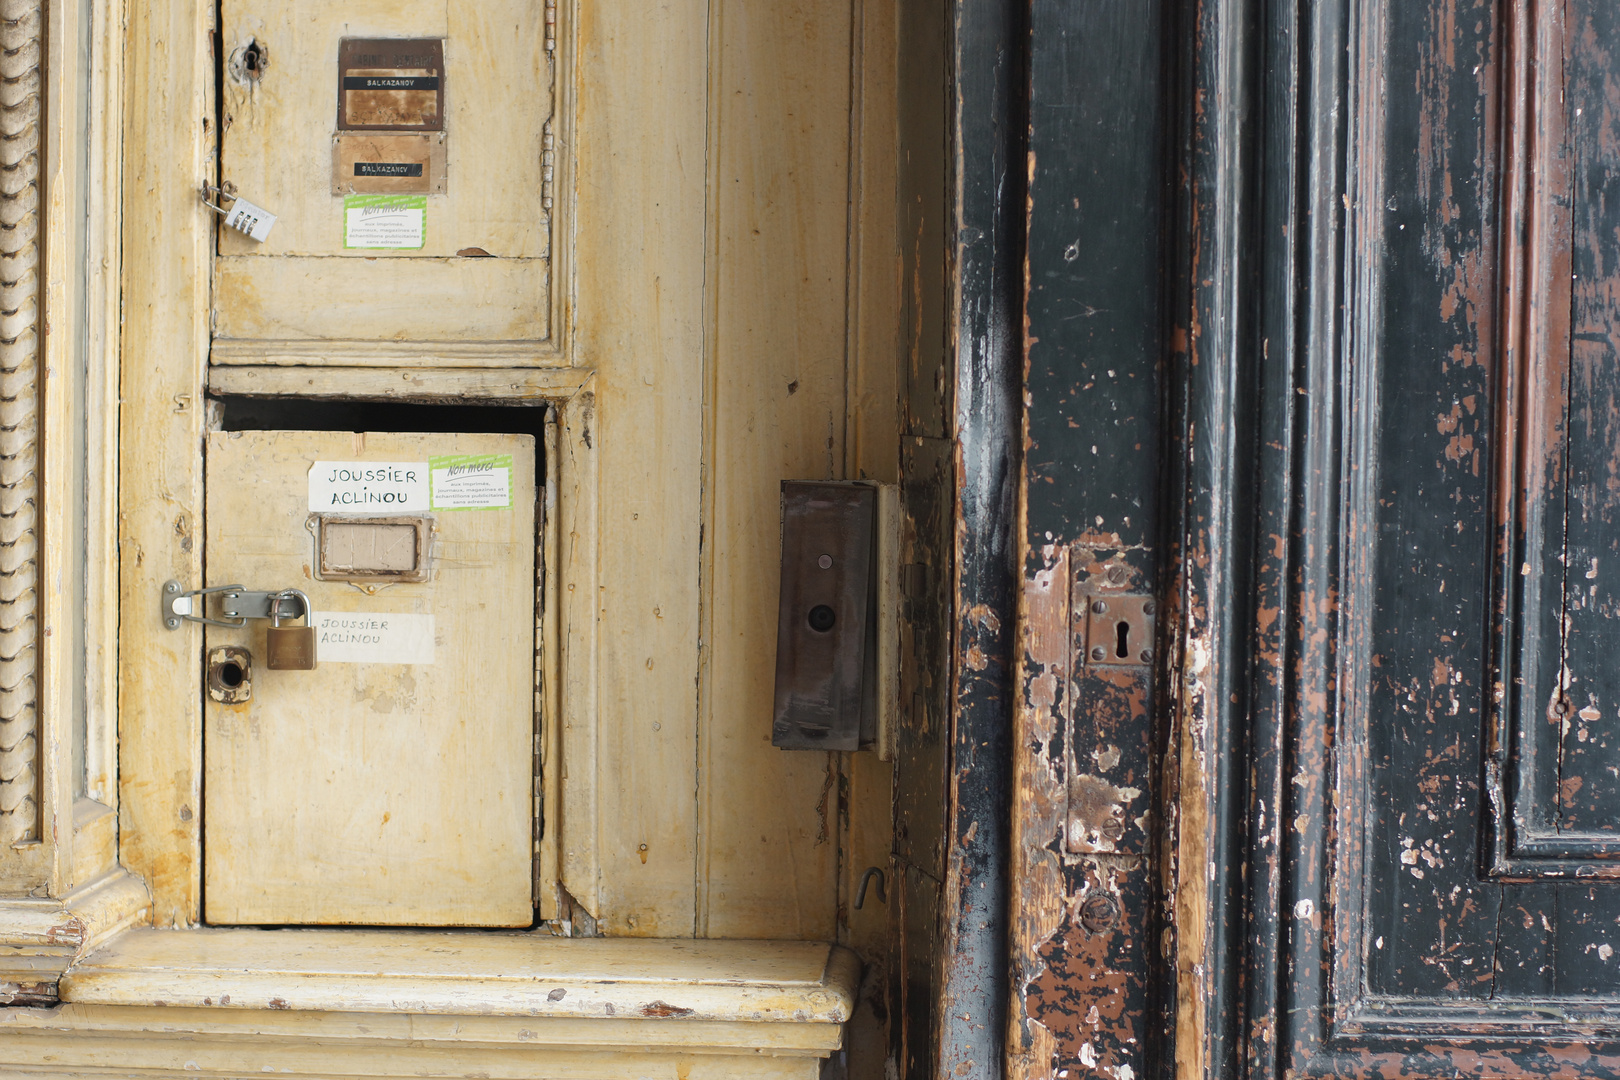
[
  {"x1": 818, "y1": 554, "x2": 834, "y2": 569},
  {"x1": 807, "y1": 605, "x2": 837, "y2": 632}
]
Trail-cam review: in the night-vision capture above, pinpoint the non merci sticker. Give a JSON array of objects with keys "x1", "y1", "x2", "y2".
[
  {"x1": 344, "y1": 193, "x2": 426, "y2": 249},
  {"x1": 430, "y1": 453, "x2": 512, "y2": 510}
]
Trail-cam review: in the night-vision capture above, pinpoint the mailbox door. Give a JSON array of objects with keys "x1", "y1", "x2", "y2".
[
  {"x1": 213, "y1": 0, "x2": 552, "y2": 354},
  {"x1": 202, "y1": 429, "x2": 535, "y2": 926}
]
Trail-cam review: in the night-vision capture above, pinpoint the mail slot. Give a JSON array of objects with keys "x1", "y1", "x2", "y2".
[{"x1": 771, "y1": 481, "x2": 877, "y2": 751}]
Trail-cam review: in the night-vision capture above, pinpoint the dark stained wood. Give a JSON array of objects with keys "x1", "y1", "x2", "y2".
[
  {"x1": 935, "y1": 0, "x2": 1025, "y2": 1071},
  {"x1": 889, "y1": 0, "x2": 953, "y2": 1076},
  {"x1": 1010, "y1": 1, "x2": 1170, "y2": 1078}
]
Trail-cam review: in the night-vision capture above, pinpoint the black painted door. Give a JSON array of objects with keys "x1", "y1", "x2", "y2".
[
  {"x1": 1008, "y1": 0, "x2": 1620, "y2": 1075},
  {"x1": 1256, "y1": 0, "x2": 1620, "y2": 1074}
]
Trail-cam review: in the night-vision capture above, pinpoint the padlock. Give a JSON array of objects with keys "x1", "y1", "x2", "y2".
[{"x1": 265, "y1": 589, "x2": 317, "y2": 670}]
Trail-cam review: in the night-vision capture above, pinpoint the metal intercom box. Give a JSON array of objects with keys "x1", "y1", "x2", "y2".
[{"x1": 771, "y1": 482, "x2": 877, "y2": 751}]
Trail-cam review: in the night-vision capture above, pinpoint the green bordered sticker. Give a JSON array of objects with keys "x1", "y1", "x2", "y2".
[
  {"x1": 343, "y1": 193, "x2": 427, "y2": 250},
  {"x1": 430, "y1": 454, "x2": 513, "y2": 511}
]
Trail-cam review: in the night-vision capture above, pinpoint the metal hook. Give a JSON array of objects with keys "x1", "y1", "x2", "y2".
[{"x1": 854, "y1": 866, "x2": 887, "y2": 910}]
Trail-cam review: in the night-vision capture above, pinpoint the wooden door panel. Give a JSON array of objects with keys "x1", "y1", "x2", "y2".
[
  {"x1": 1525, "y1": 0, "x2": 1620, "y2": 853},
  {"x1": 203, "y1": 430, "x2": 536, "y2": 926},
  {"x1": 1263, "y1": 0, "x2": 1620, "y2": 1071}
]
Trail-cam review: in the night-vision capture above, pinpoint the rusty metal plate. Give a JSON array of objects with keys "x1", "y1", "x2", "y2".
[
  {"x1": 314, "y1": 515, "x2": 430, "y2": 582},
  {"x1": 337, "y1": 38, "x2": 444, "y2": 132},
  {"x1": 332, "y1": 133, "x2": 447, "y2": 195},
  {"x1": 771, "y1": 482, "x2": 875, "y2": 751},
  {"x1": 1067, "y1": 583, "x2": 1155, "y2": 855},
  {"x1": 1082, "y1": 592, "x2": 1155, "y2": 666}
]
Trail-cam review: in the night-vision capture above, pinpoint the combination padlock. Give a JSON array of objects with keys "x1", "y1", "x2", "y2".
[{"x1": 265, "y1": 589, "x2": 317, "y2": 670}]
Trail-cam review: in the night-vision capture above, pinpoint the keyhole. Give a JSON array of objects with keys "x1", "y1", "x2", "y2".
[
  {"x1": 219, "y1": 661, "x2": 244, "y2": 688},
  {"x1": 1115, "y1": 620, "x2": 1130, "y2": 659},
  {"x1": 240, "y1": 39, "x2": 266, "y2": 82}
]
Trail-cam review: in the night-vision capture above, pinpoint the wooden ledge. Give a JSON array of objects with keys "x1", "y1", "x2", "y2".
[
  {"x1": 59, "y1": 928, "x2": 859, "y2": 1025},
  {"x1": 0, "y1": 930, "x2": 859, "y2": 1077},
  {"x1": 0, "y1": 870, "x2": 151, "y2": 1004}
]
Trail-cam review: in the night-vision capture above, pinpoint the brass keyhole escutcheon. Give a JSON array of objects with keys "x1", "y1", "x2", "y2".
[{"x1": 207, "y1": 645, "x2": 253, "y2": 704}]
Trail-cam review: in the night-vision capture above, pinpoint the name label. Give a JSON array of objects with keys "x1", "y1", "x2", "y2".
[
  {"x1": 342, "y1": 75, "x2": 440, "y2": 91},
  {"x1": 314, "y1": 611, "x2": 435, "y2": 665},
  {"x1": 355, "y1": 161, "x2": 423, "y2": 177},
  {"x1": 309, "y1": 461, "x2": 429, "y2": 512}
]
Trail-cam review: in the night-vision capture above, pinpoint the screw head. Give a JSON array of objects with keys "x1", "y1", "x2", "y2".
[
  {"x1": 817, "y1": 554, "x2": 834, "y2": 569},
  {"x1": 1090, "y1": 646, "x2": 1108, "y2": 662},
  {"x1": 1143, "y1": 601, "x2": 1155, "y2": 615},
  {"x1": 1078, "y1": 892, "x2": 1121, "y2": 933},
  {"x1": 1140, "y1": 650, "x2": 1152, "y2": 663},
  {"x1": 1091, "y1": 600, "x2": 1108, "y2": 614},
  {"x1": 165, "y1": 617, "x2": 179, "y2": 630}
]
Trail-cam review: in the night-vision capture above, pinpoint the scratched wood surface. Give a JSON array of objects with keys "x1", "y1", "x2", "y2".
[{"x1": 202, "y1": 430, "x2": 534, "y2": 926}]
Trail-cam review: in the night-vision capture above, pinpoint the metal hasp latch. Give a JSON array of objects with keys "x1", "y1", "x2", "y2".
[
  {"x1": 771, "y1": 481, "x2": 877, "y2": 751},
  {"x1": 162, "y1": 581, "x2": 249, "y2": 629},
  {"x1": 163, "y1": 581, "x2": 311, "y2": 631}
]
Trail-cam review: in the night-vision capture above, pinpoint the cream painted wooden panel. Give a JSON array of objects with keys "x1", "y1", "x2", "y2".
[
  {"x1": 212, "y1": 256, "x2": 549, "y2": 345},
  {"x1": 203, "y1": 431, "x2": 534, "y2": 926},
  {"x1": 696, "y1": 0, "x2": 856, "y2": 939},
  {"x1": 117, "y1": 0, "x2": 214, "y2": 927},
  {"x1": 217, "y1": 0, "x2": 548, "y2": 259},
  {"x1": 207, "y1": 364, "x2": 591, "y2": 402},
  {"x1": 838, "y1": 0, "x2": 902, "y2": 987},
  {"x1": 571, "y1": 0, "x2": 706, "y2": 934}
]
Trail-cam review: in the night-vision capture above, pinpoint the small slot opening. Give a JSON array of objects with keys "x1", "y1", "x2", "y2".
[
  {"x1": 1115, "y1": 620, "x2": 1129, "y2": 658},
  {"x1": 219, "y1": 662, "x2": 244, "y2": 688}
]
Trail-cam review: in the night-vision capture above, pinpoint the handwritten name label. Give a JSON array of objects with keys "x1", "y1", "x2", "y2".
[
  {"x1": 314, "y1": 611, "x2": 435, "y2": 665},
  {"x1": 309, "y1": 461, "x2": 429, "y2": 512}
]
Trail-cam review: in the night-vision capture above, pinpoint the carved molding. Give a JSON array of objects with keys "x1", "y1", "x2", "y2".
[{"x1": 0, "y1": 0, "x2": 41, "y2": 849}]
